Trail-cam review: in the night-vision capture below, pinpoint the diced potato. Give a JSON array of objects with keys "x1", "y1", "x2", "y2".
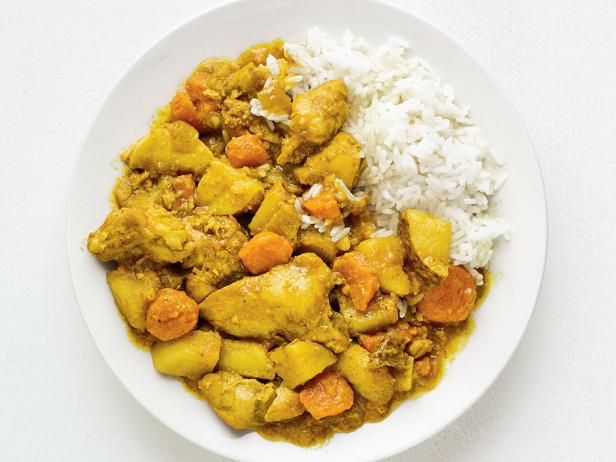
[
  {"x1": 264, "y1": 385, "x2": 305, "y2": 422},
  {"x1": 199, "y1": 371, "x2": 276, "y2": 430},
  {"x1": 151, "y1": 330, "x2": 222, "y2": 379},
  {"x1": 336, "y1": 343, "x2": 395, "y2": 405},
  {"x1": 356, "y1": 236, "x2": 411, "y2": 296},
  {"x1": 391, "y1": 357, "x2": 415, "y2": 392},
  {"x1": 217, "y1": 339, "x2": 275, "y2": 380},
  {"x1": 338, "y1": 293, "x2": 399, "y2": 335},
  {"x1": 196, "y1": 160, "x2": 264, "y2": 215},
  {"x1": 297, "y1": 229, "x2": 338, "y2": 263},
  {"x1": 248, "y1": 182, "x2": 300, "y2": 241},
  {"x1": 293, "y1": 132, "x2": 361, "y2": 189},
  {"x1": 224, "y1": 62, "x2": 270, "y2": 98},
  {"x1": 398, "y1": 209, "x2": 451, "y2": 284},
  {"x1": 106, "y1": 267, "x2": 161, "y2": 331},
  {"x1": 125, "y1": 121, "x2": 214, "y2": 176},
  {"x1": 269, "y1": 340, "x2": 337, "y2": 389},
  {"x1": 236, "y1": 39, "x2": 284, "y2": 67}
]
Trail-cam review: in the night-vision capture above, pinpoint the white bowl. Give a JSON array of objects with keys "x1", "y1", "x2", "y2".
[{"x1": 66, "y1": 1, "x2": 547, "y2": 460}]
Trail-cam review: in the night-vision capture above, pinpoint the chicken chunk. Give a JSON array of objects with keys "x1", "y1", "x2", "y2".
[
  {"x1": 199, "y1": 371, "x2": 276, "y2": 430},
  {"x1": 293, "y1": 132, "x2": 361, "y2": 189},
  {"x1": 124, "y1": 121, "x2": 214, "y2": 177},
  {"x1": 88, "y1": 203, "x2": 247, "y2": 275},
  {"x1": 199, "y1": 253, "x2": 349, "y2": 352},
  {"x1": 290, "y1": 80, "x2": 349, "y2": 145},
  {"x1": 276, "y1": 80, "x2": 349, "y2": 165}
]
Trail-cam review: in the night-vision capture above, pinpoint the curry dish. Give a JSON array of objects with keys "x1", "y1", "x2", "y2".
[{"x1": 87, "y1": 39, "x2": 490, "y2": 446}]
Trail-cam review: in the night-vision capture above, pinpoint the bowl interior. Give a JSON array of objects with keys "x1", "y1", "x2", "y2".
[{"x1": 66, "y1": 1, "x2": 546, "y2": 461}]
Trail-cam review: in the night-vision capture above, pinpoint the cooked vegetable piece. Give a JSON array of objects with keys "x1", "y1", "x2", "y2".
[
  {"x1": 169, "y1": 92, "x2": 202, "y2": 131},
  {"x1": 264, "y1": 386, "x2": 305, "y2": 422},
  {"x1": 398, "y1": 209, "x2": 451, "y2": 284},
  {"x1": 337, "y1": 343, "x2": 395, "y2": 405},
  {"x1": 106, "y1": 267, "x2": 161, "y2": 331},
  {"x1": 357, "y1": 332, "x2": 386, "y2": 353},
  {"x1": 293, "y1": 132, "x2": 361, "y2": 189},
  {"x1": 248, "y1": 182, "x2": 301, "y2": 241},
  {"x1": 417, "y1": 265, "x2": 477, "y2": 322},
  {"x1": 218, "y1": 339, "x2": 275, "y2": 380},
  {"x1": 408, "y1": 338, "x2": 434, "y2": 358},
  {"x1": 356, "y1": 236, "x2": 411, "y2": 296},
  {"x1": 391, "y1": 358, "x2": 415, "y2": 392},
  {"x1": 199, "y1": 371, "x2": 276, "y2": 430},
  {"x1": 151, "y1": 330, "x2": 222, "y2": 378},
  {"x1": 239, "y1": 231, "x2": 293, "y2": 275},
  {"x1": 299, "y1": 371, "x2": 354, "y2": 420},
  {"x1": 269, "y1": 340, "x2": 337, "y2": 389},
  {"x1": 146, "y1": 288, "x2": 199, "y2": 341},
  {"x1": 302, "y1": 192, "x2": 342, "y2": 221},
  {"x1": 200, "y1": 254, "x2": 348, "y2": 352},
  {"x1": 290, "y1": 80, "x2": 349, "y2": 145},
  {"x1": 338, "y1": 293, "x2": 399, "y2": 335},
  {"x1": 297, "y1": 228, "x2": 339, "y2": 263},
  {"x1": 225, "y1": 134, "x2": 269, "y2": 168},
  {"x1": 195, "y1": 160, "x2": 264, "y2": 214},
  {"x1": 125, "y1": 121, "x2": 214, "y2": 176},
  {"x1": 333, "y1": 251, "x2": 379, "y2": 311}
]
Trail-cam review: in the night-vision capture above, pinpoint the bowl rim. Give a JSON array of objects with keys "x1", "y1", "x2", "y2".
[{"x1": 65, "y1": 0, "x2": 548, "y2": 460}]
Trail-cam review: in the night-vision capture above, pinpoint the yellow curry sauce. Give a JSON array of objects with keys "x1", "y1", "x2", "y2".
[{"x1": 88, "y1": 38, "x2": 493, "y2": 447}]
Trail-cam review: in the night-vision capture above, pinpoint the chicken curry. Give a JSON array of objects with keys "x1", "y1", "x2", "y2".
[{"x1": 87, "y1": 39, "x2": 488, "y2": 446}]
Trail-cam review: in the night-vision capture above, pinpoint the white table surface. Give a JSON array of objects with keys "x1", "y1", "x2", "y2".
[{"x1": 2, "y1": 0, "x2": 615, "y2": 461}]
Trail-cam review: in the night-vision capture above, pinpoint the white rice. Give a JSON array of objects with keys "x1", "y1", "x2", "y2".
[{"x1": 284, "y1": 28, "x2": 509, "y2": 282}]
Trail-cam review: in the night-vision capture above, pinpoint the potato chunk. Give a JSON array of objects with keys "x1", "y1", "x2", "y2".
[
  {"x1": 398, "y1": 209, "x2": 451, "y2": 284},
  {"x1": 125, "y1": 121, "x2": 214, "y2": 176},
  {"x1": 199, "y1": 371, "x2": 276, "y2": 430},
  {"x1": 248, "y1": 182, "x2": 301, "y2": 241},
  {"x1": 337, "y1": 343, "x2": 395, "y2": 405},
  {"x1": 269, "y1": 340, "x2": 337, "y2": 389},
  {"x1": 356, "y1": 236, "x2": 412, "y2": 296},
  {"x1": 195, "y1": 160, "x2": 264, "y2": 214},
  {"x1": 338, "y1": 293, "x2": 399, "y2": 335},
  {"x1": 106, "y1": 267, "x2": 161, "y2": 331},
  {"x1": 293, "y1": 132, "x2": 361, "y2": 189},
  {"x1": 297, "y1": 229, "x2": 339, "y2": 263},
  {"x1": 217, "y1": 339, "x2": 275, "y2": 380},
  {"x1": 264, "y1": 386, "x2": 305, "y2": 422},
  {"x1": 151, "y1": 330, "x2": 222, "y2": 379}
]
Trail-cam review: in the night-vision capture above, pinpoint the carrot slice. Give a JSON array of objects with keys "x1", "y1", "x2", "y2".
[
  {"x1": 225, "y1": 134, "x2": 269, "y2": 168},
  {"x1": 417, "y1": 265, "x2": 477, "y2": 323},
  {"x1": 169, "y1": 92, "x2": 202, "y2": 131},
  {"x1": 239, "y1": 231, "x2": 293, "y2": 275},
  {"x1": 302, "y1": 192, "x2": 342, "y2": 221},
  {"x1": 299, "y1": 371, "x2": 354, "y2": 420},
  {"x1": 185, "y1": 71, "x2": 209, "y2": 102},
  {"x1": 357, "y1": 332, "x2": 386, "y2": 353},
  {"x1": 333, "y1": 251, "x2": 379, "y2": 311},
  {"x1": 146, "y1": 288, "x2": 199, "y2": 341}
]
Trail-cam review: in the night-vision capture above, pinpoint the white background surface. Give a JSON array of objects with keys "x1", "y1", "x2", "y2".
[{"x1": 1, "y1": 0, "x2": 615, "y2": 461}]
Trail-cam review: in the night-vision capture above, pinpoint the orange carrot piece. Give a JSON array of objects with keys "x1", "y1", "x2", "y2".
[
  {"x1": 333, "y1": 251, "x2": 379, "y2": 311},
  {"x1": 239, "y1": 231, "x2": 293, "y2": 275},
  {"x1": 146, "y1": 288, "x2": 199, "y2": 341},
  {"x1": 299, "y1": 371, "x2": 354, "y2": 420},
  {"x1": 417, "y1": 265, "x2": 477, "y2": 323},
  {"x1": 225, "y1": 134, "x2": 269, "y2": 168},
  {"x1": 357, "y1": 332, "x2": 386, "y2": 353},
  {"x1": 169, "y1": 92, "x2": 202, "y2": 131},
  {"x1": 185, "y1": 71, "x2": 209, "y2": 103},
  {"x1": 302, "y1": 192, "x2": 342, "y2": 221},
  {"x1": 172, "y1": 174, "x2": 196, "y2": 199}
]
